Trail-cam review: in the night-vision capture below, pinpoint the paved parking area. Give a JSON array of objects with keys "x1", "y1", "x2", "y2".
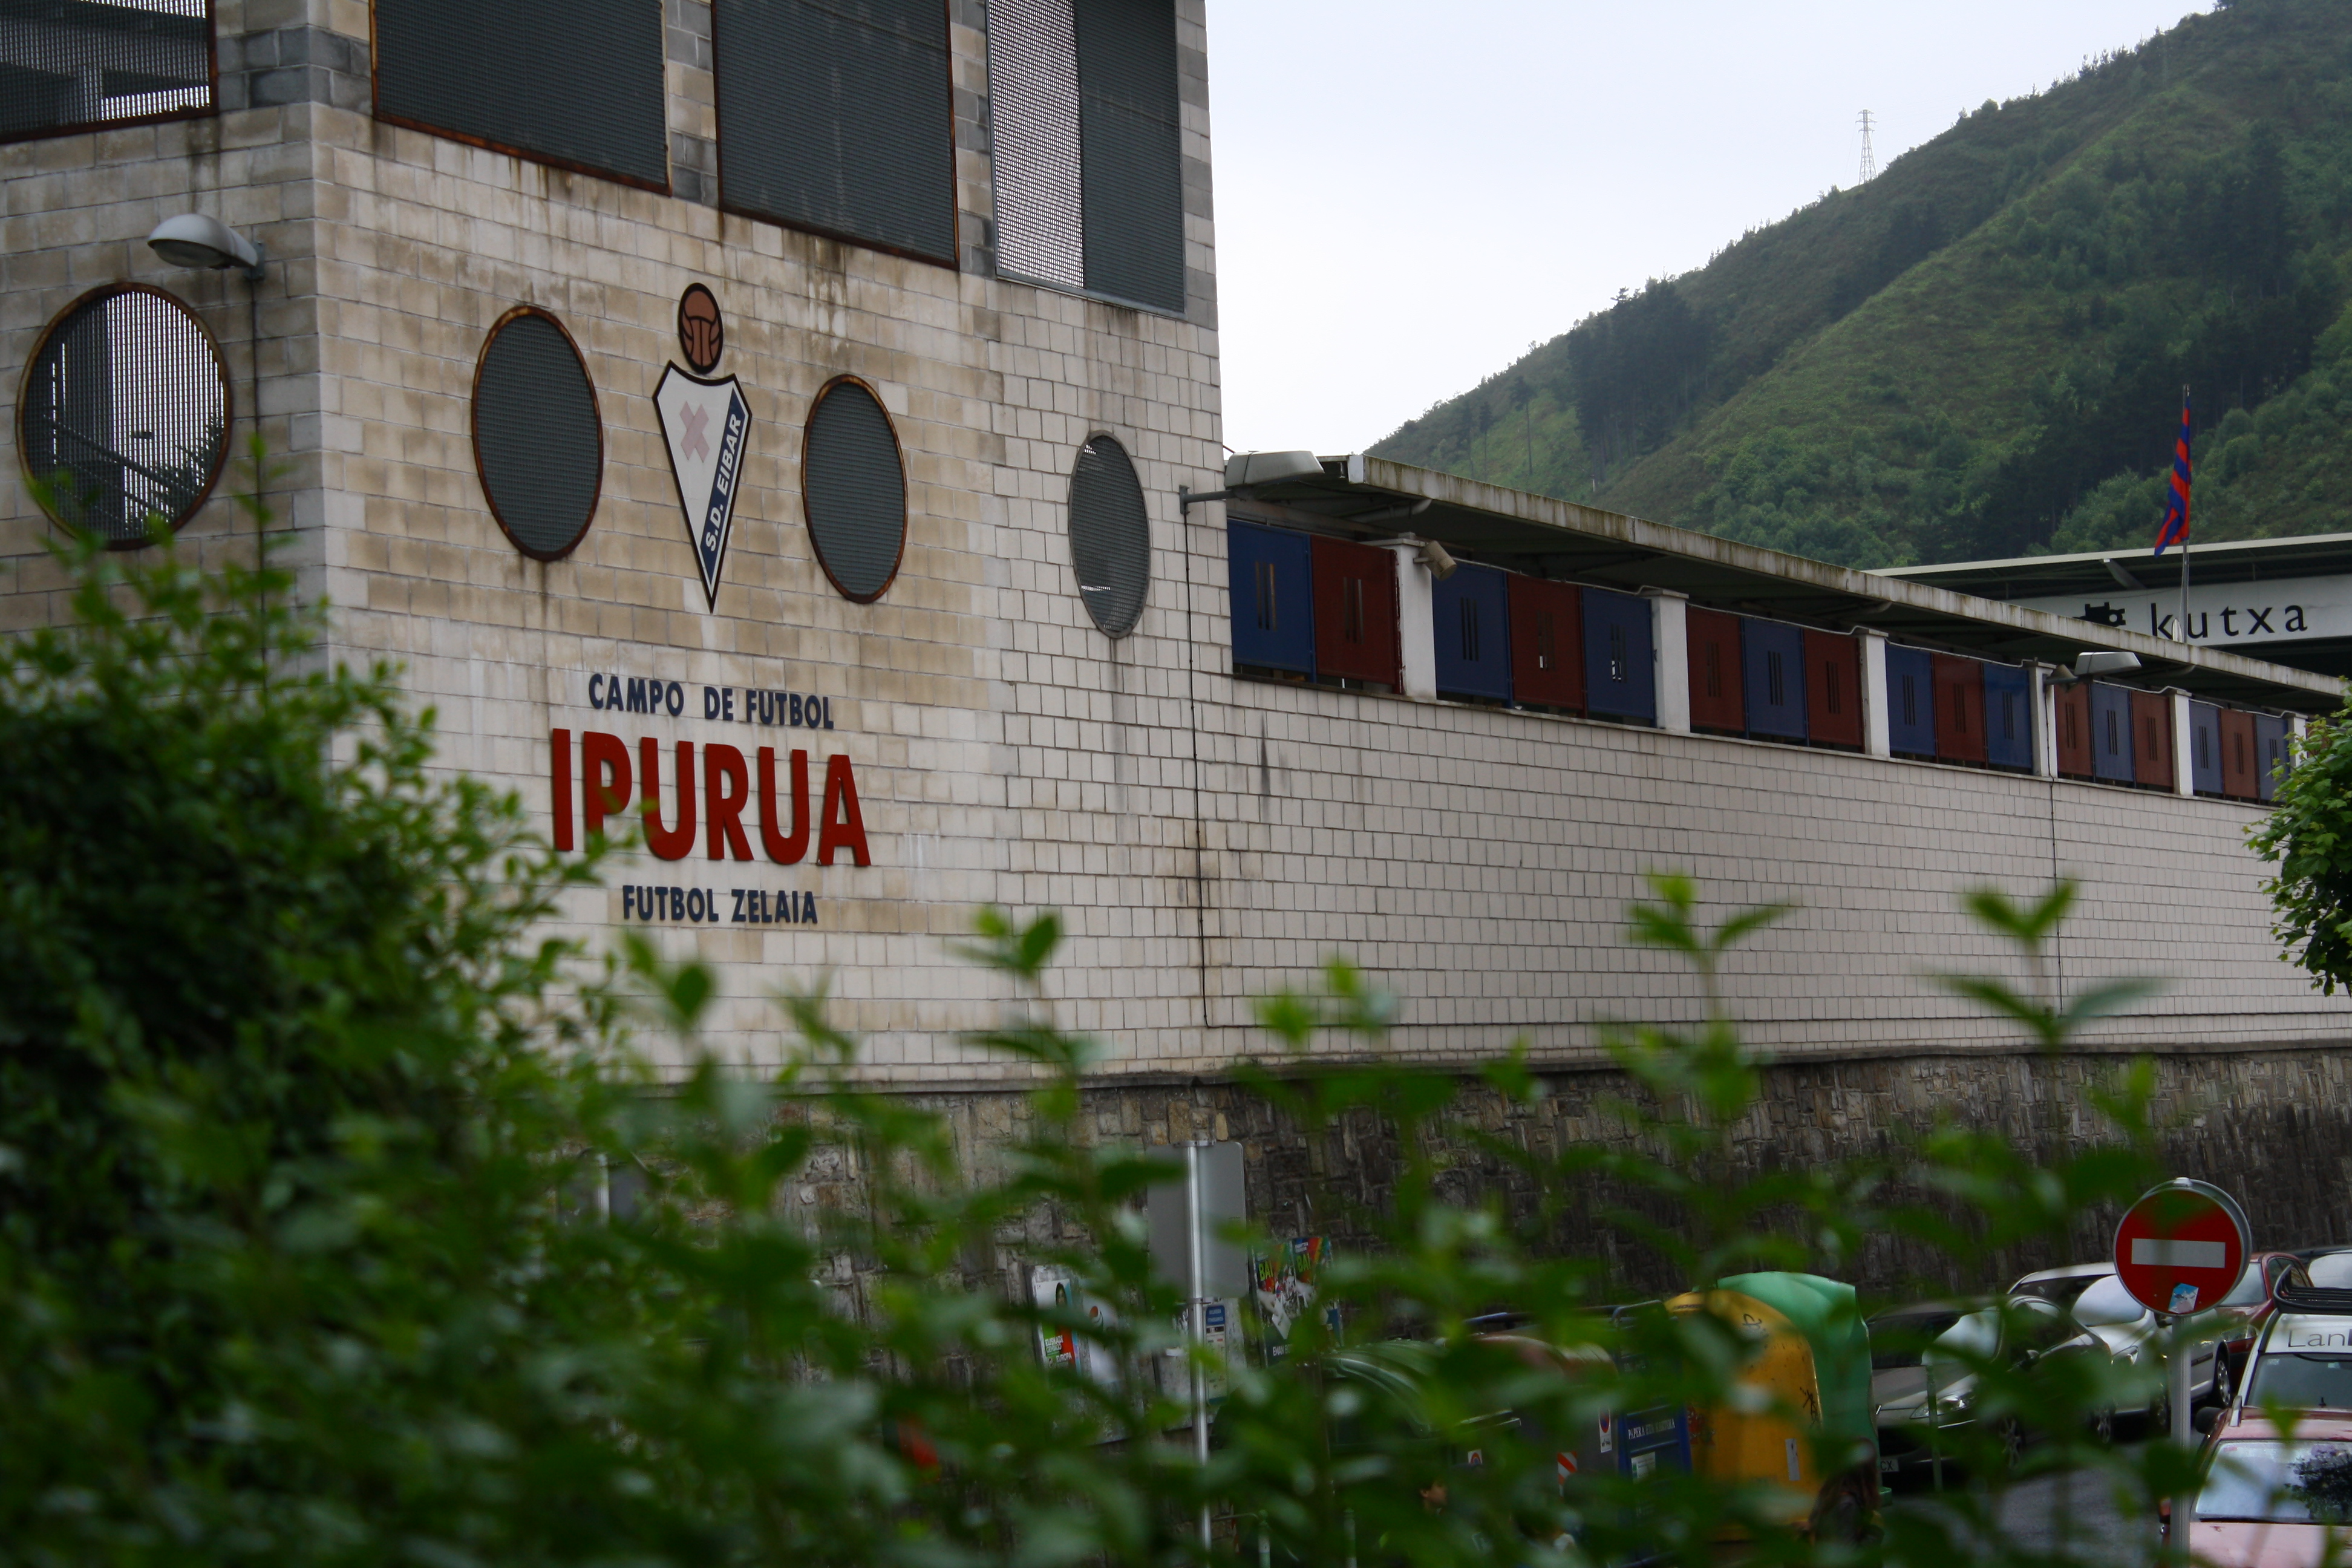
[{"x1": 1891, "y1": 1449, "x2": 2158, "y2": 1567}]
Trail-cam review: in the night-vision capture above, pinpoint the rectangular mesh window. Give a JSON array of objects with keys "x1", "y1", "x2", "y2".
[
  {"x1": 1, "y1": 0, "x2": 214, "y2": 143},
  {"x1": 987, "y1": 0, "x2": 1083, "y2": 287},
  {"x1": 1076, "y1": 0, "x2": 1184, "y2": 310},
  {"x1": 990, "y1": 0, "x2": 1183, "y2": 311},
  {"x1": 376, "y1": 0, "x2": 667, "y2": 190},
  {"x1": 717, "y1": 0, "x2": 956, "y2": 264}
]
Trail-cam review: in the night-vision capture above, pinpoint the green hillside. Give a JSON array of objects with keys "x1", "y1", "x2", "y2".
[{"x1": 1369, "y1": 0, "x2": 2352, "y2": 567}]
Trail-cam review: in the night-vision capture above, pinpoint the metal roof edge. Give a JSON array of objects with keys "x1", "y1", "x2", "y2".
[
  {"x1": 1348, "y1": 456, "x2": 2342, "y2": 703},
  {"x1": 1874, "y1": 531, "x2": 2352, "y2": 578}
]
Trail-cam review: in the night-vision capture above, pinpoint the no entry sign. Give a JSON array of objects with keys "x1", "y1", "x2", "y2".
[{"x1": 2114, "y1": 1178, "x2": 2251, "y2": 1317}]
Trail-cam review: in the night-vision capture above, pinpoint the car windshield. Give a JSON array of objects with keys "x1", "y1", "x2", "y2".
[
  {"x1": 2221, "y1": 1266, "x2": 2272, "y2": 1308},
  {"x1": 2310, "y1": 1254, "x2": 2352, "y2": 1290},
  {"x1": 2198, "y1": 1442, "x2": 2352, "y2": 1524},
  {"x1": 2250, "y1": 1355, "x2": 2352, "y2": 1411},
  {"x1": 2013, "y1": 1273, "x2": 2106, "y2": 1311},
  {"x1": 2072, "y1": 1275, "x2": 2148, "y2": 1329}
]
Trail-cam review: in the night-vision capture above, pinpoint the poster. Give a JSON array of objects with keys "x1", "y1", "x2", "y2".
[
  {"x1": 1031, "y1": 1265, "x2": 1122, "y2": 1387},
  {"x1": 1032, "y1": 1265, "x2": 1079, "y2": 1370},
  {"x1": 1251, "y1": 1235, "x2": 1334, "y2": 1358}
]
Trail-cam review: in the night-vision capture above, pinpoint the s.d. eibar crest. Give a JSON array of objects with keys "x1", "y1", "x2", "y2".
[{"x1": 653, "y1": 286, "x2": 750, "y2": 609}]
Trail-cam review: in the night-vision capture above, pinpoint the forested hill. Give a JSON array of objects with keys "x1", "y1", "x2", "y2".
[{"x1": 1368, "y1": 0, "x2": 2352, "y2": 568}]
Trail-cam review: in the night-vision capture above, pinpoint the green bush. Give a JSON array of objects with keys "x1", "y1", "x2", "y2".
[{"x1": 0, "y1": 537, "x2": 2221, "y2": 1567}]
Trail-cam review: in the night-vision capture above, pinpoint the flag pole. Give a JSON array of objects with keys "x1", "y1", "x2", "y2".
[{"x1": 2178, "y1": 384, "x2": 2192, "y2": 644}]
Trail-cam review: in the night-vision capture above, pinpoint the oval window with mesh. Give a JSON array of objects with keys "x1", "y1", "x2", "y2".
[
  {"x1": 1068, "y1": 434, "x2": 1149, "y2": 636},
  {"x1": 802, "y1": 377, "x2": 906, "y2": 603},
  {"x1": 471, "y1": 307, "x2": 602, "y2": 561},
  {"x1": 18, "y1": 284, "x2": 230, "y2": 547}
]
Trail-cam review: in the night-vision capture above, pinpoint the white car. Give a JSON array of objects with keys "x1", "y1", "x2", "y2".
[
  {"x1": 2235, "y1": 1311, "x2": 2352, "y2": 1413},
  {"x1": 2011, "y1": 1263, "x2": 2226, "y2": 1424},
  {"x1": 2011, "y1": 1263, "x2": 2117, "y2": 1314},
  {"x1": 2304, "y1": 1251, "x2": 2352, "y2": 1290}
]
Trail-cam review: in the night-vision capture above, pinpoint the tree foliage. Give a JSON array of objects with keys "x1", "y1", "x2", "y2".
[
  {"x1": 1373, "y1": 0, "x2": 2352, "y2": 567},
  {"x1": 0, "y1": 536, "x2": 2241, "y2": 1566},
  {"x1": 2253, "y1": 705, "x2": 2352, "y2": 992}
]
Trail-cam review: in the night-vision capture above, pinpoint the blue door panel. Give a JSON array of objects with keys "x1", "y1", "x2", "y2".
[
  {"x1": 2257, "y1": 715, "x2": 2292, "y2": 801},
  {"x1": 1432, "y1": 563, "x2": 1512, "y2": 701},
  {"x1": 1983, "y1": 662, "x2": 2033, "y2": 771},
  {"x1": 2189, "y1": 702, "x2": 2224, "y2": 795},
  {"x1": 1739, "y1": 618, "x2": 1807, "y2": 739},
  {"x1": 1227, "y1": 521, "x2": 1314, "y2": 675},
  {"x1": 1886, "y1": 646, "x2": 1935, "y2": 757},
  {"x1": 2089, "y1": 682, "x2": 2135, "y2": 783},
  {"x1": 1583, "y1": 588, "x2": 1655, "y2": 722}
]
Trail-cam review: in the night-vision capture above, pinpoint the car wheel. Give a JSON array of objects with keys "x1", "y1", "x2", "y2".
[
  {"x1": 2150, "y1": 1385, "x2": 2172, "y2": 1437},
  {"x1": 2210, "y1": 1351, "x2": 2235, "y2": 1409},
  {"x1": 2092, "y1": 1406, "x2": 2115, "y2": 1444}
]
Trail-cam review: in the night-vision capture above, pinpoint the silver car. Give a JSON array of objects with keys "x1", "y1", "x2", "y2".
[
  {"x1": 1870, "y1": 1298, "x2": 2104, "y2": 1486},
  {"x1": 2011, "y1": 1262, "x2": 2224, "y2": 1426}
]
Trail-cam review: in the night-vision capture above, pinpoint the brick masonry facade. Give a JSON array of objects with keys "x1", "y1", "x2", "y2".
[{"x1": 3, "y1": 0, "x2": 2347, "y2": 1163}]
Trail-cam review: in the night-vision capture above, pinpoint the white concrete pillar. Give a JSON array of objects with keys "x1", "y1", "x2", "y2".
[
  {"x1": 1382, "y1": 544, "x2": 1436, "y2": 701},
  {"x1": 2168, "y1": 688, "x2": 2195, "y2": 799},
  {"x1": 1642, "y1": 587, "x2": 1690, "y2": 734},
  {"x1": 2028, "y1": 663, "x2": 2060, "y2": 779},
  {"x1": 1858, "y1": 629, "x2": 1891, "y2": 759}
]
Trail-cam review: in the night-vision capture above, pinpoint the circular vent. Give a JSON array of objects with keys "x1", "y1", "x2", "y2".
[
  {"x1": 802, "y1": 377, "x2": 906, "y2": 603},
  {"x1": 1068, "y1": 434, "x2": 1150, "y2": 637},
  {"x1": 471, "y1": 307, "x2": 601, "y2": 561},
  {"x1": 18, "y1": 284, "x2": 230, "y2": 547}
]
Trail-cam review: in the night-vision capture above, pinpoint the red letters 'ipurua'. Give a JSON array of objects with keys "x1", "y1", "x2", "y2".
[{"x1": 552, "y1": 730, "x2": 869, "y2": 867}]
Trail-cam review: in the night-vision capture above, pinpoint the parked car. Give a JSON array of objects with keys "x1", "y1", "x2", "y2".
[
  {"x1": 2301, "y1": 1249, "x2": 2352, "y2": 1289},
  {"x1": 2016, "y1": 1257, "x2": 2276, "y2": 1416},
  {"x1": 2166, "y1": 1411, "x2": 2352, "y2": 1567},
  {"x1": 2065, "y1": 1272, "x2": 2226, "y2": 1428},
  {"x1": 1869, "y1": 1298, "x2": 2106, "y2": 1487},
  {"x1": 2210, "y1": 1253, "x2": 2311, "y2": 1400},
  {"x1": 2235, "y1": 1312, "x2": 2352, "y2": 1415},
  {"x1": 2010, "y1": 1263, "x2": 2116, "y2": 1312}
]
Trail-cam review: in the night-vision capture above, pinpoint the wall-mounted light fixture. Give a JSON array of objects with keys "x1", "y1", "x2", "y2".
[
  {"x1": 146, "y1": 213, "x2": 266, "y2": 280},
  {"x1": 145, "y1": 213, "x2": 270, "y2": 557},
  {"x1": 1179, "y1": 449, "x2": 1325, "y2": 512},
  {"x1": 2052, "y1": 649, "x2": 2144, "y2": 687}
]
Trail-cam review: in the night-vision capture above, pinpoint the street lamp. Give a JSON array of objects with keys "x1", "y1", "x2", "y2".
[
  {"x1": 2052, "y1": 650, "x2": 2144, "y2": 687},
  {"x1": 1178, "y1": 449, "x2": 1326, "y2": 511},
  {"x1": 145, "y1": 214, "x2": 270, "y2": 557},
  {"x1": 145, "y1": 212, "x2": 266, "y2": 280}
]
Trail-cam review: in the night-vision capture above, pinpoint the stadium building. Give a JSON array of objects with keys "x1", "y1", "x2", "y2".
[{"x1": 4, "y1": 0, "x2": 2347, "y2": 1192}]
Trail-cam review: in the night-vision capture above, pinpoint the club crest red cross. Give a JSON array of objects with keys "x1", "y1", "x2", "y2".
[{"x1": 2113, "y1": 1179, "x2": 2250, "y2": 1317}]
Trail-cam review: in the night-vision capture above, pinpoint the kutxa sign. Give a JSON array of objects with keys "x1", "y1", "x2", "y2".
[{"x1": 547, "y1": 728, "x2": 870, "y2": 867}]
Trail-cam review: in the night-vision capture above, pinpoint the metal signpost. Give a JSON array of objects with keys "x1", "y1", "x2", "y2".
[
  {"x1": 1149, "y1": 1140, "x2": 1246, "y2": 1552},
  {"x1": 2113, "y1": 1178, "x2": 2251, "y2": 1449}
]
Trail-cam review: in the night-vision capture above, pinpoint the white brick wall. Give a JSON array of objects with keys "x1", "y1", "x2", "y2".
[{"x1": 2, "y1": 0, "x2": 2342, "y2": 1088}]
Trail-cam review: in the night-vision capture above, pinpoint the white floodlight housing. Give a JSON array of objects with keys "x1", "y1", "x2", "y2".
[
  {"x1": 1418, "y1": 539, "x2": 1457, "y2": 580},
  {"x1": 2071, "y1": 650, "x2": 2143, "y2": 679},
  {"x1": 1223, "y1": 450, "x2": 1325, "y2": 488},
  {"x1": 146, "y1": 213, "x2": 264, "y2": 279}
]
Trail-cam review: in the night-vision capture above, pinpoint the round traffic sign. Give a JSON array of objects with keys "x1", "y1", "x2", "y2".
[{"x1": 2113, "y1": 1178, "x2": 2250, "y2": 1318}]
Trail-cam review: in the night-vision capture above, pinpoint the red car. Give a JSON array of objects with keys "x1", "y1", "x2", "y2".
[{"x1": 2169, "y1": 1413, "x2": 2352, "y2": 1567}]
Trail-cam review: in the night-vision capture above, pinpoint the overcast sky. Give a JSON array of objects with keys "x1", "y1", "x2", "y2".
[{"x1": 1205, "y1": 1, "x2": 2210, "y2": 459}]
